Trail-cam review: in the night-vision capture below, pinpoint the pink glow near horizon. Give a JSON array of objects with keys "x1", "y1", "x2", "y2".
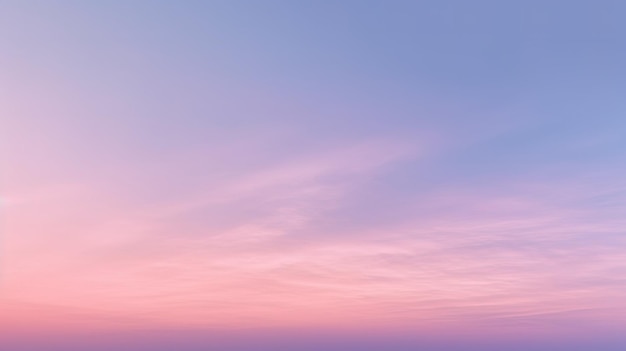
[{"x1": 3, "y1": 110, "x2": 625, "y2": 335}]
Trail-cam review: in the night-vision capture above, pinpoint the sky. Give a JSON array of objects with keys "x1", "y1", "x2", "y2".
[{"x1": 1, "y1": 1, "x2": 626, "y2": 350}]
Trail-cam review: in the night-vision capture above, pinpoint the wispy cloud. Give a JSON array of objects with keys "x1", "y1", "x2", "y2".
[{"x1": 4, "y1": 131, "x2": 625, "y2": 335}]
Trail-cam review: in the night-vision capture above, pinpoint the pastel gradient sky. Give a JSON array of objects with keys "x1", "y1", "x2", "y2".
[{"x1": 2, "y1": 1, "x2": 626, "y2": 350}]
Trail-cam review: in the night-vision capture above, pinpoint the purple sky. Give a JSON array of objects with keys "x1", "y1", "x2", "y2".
[{"x1": 2, "y1": 1, "x2": 626, "y2": 350}]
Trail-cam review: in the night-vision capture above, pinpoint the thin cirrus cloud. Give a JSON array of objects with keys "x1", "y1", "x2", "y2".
[
  {"x1": 2, "y1": 1, "x2": 626, "y2": 350},
  {"x1": 4, "y1": 131, "x2": 625, "y2": 335}
]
